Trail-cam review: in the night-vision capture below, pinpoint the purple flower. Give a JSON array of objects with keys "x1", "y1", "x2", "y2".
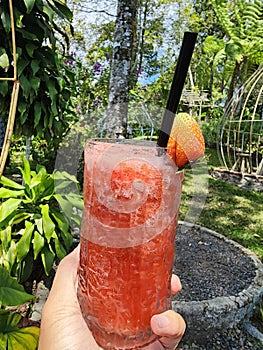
[
  {"x1": 135, "y1": 68, "x2": 143, "y2": 77},
  {"x1": 67, "y1": 59, "x2": 76, "y2": 69},
  {"x1": 92, "y1": 95, "x2": 103, "y2": 108},
  {"x1": 94, "y1": 62, "x2": 103, "y2": 74},
  {"x1": 105, "y1": 53, "x2": 110, "y2": 61},
  {"x1": 153, "y1": 93, "x2": 162, "y2": 99}
]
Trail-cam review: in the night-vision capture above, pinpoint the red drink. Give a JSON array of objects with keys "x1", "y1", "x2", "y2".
[{"x1": 77, "y1": 140, "x2": 183, "y2": 349}]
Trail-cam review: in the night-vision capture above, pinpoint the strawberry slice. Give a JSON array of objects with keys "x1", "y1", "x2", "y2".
[{"x1": 167, "y1": 112, "x2": 205, "y2": 169}]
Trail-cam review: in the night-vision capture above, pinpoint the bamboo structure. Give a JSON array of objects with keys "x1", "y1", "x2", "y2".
[
  {"x1": 218, "y1": 66, "x2": 263, "y2": 175},
  {"x1": 0, "y1": 0, "x2": 20, "y2": 177}
]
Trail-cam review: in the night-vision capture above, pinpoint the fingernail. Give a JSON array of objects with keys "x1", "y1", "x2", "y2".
[
  {"x1": 153, "y1": 315, "x2": 169, "y2": 328},
  {"x1": 174, "y1": 275, "x2": 182, "y2": 289}
]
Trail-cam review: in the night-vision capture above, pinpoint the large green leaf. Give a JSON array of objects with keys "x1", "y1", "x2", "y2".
[
  {"x1": 30, "y1": 60, "x2": 40, "y2": 75},
  {"x1": 6, "y1": 326, "x2": 40, "y2": 350},
  {"x1": 0, "y1": 10, "x2": 11, "y2": 32},
  {"x1": 50, "y1": 209, "x2": 69, "y2": 234},
  {"x1": 40, "y1": 204, "x2": 55, "y2": 242},
  {"x1": 0, "y1": 330, "x2": 8, "y2": 348},
  {"x1": 0, "y1": 51, "x2": 9, "y2": 69},
  {"x1": 54, "y1": 193, "x2": 73, "y2": 220},
  {"x1": 21, "y1": 157, "x2": 31, "y2": 186},
  {"x1": 28, "y1": 176, "x2": 41, "y2": 190},
  {"x1": 0, "y1": 226, "x2": 12, "y2": 251},
  {"x1": 45, "y1": 0, "x2": 73, "y2": 21},
  {"x1": 50, "y1": 210, "x2": 72, "y2": 250},
  {"x1": 17, "y1": 28, "x2": 38, "y2": 41},
  {"x1": 0, "y1": 309, "x2": 39, "y2": 350},
  {"x1": 25, "y1": 43, "x2": 37, "y2": 57},
  {"x1": 16, "y1": 222, "x2": 34, "y2": 263},
  {"x1": 17, "y1": 100, "x2": 27, "y2": 117},
  {"x1": 41, "y1": 245, "x2": 55, "y2": 275},
  {"x1": 54, "y1": 170, "x2": 79, "y2": 183},
  {"x1": 34, "y1": 217, "x2": 43, "y2": 234},
  {"x1": 17, "y1": 58, "x2": 30, "y2": 76},
  {"x1": 53, "y1": 171, "x2": 80, "y2": 192},
  {"x1": 5, "y1": 241, "x2": 17, "y2": 272},
  {"x1": 47, "y1": 79, "x2": 57, "y2": 103},
  {"x1": 18, "y1": 254, "x2": 34, "y2": 283},
  {"x1": 33, "y1": 231, "x2": 45, "y2": 260},
  {"x1": 30, "y1": 77, "x2": 41, "y2": 91},
  {"x1": 0, "y1": 80, "x2": 8, "y2": 96},
  {"x1": 0, "y1": 176, "x2": 24, "y2": 190},
  {"x1": 54, "y1": 234, "x2": 67, "y2": 260},
  {"x1": 0, "y1": 199, "x2": 21, "y2": 223},
  {"x1": 225, "y1": 41, "x2": 244, "y2": 62},
  {"x1": 0, "y1": 309, "x2": 20, "y2": 333},
  {"x1": 34, "y1": 102, "x2": 42, "y2": 127},
  {"x1": 19, "y1": 75, "x2": 32, "y2": 98},
  {"x1": 12, "y1": 212, "x2": 31, "y2": 227},
  {"x1": 0, "y1": 267, "x2": 34, "y2": 306},
  {"x1": 65, "y1": 193, "x2": 84, "y2": 211},
  {"x1": 0, "y1": 188, "x2": 24, "y2": 198}
]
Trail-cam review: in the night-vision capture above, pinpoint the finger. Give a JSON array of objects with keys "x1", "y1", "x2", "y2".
[
  {"x1": 171, "y1": 275, "x2": 182, "y2": 295},
  {"x1": 46, "y1": 245, "x2": 80, "y2": 304},
  {"x1": 151, "y1": 310, "x2": 186, "y2": 350}
]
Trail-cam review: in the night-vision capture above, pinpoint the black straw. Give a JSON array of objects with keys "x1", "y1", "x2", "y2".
[{"x1": 157, "y1": 32, "x2": 198, "y2": 148}]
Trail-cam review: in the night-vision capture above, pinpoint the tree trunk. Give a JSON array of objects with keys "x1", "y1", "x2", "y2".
[
  {"x1": 225, "y1": 60, "x2": 243, "y2": 108},
  {"x1": 105, "y1": 0, "x2": 137, "y2": 138},
  {"x1": 208, "y1": 61, "x2": 214, "y2": 99},
  {"x1": 138, "y1": 1, "x2": 148, "y2": 73}
]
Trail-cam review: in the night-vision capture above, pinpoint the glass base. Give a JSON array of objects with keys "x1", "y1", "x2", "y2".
[{"x1": 87, "y1": 318, "x2": 159, "y2": 350}]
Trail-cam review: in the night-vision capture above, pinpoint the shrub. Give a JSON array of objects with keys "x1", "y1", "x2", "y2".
[
  {"x1": 0, "y1": 157, "x2": 83, "y2": 283},
  {"x1": 0, "y1": 266, "x2": 39, "y2": 349}
]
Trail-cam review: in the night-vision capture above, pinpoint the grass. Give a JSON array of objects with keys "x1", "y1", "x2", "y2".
[{"x1": 179, "y1": 148, "x2": 263, "y2": 261}]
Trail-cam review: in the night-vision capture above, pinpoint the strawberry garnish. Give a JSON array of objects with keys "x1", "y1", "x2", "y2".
[{"x1": 167, "y1": 112, "x2": 205, "y2": 169}]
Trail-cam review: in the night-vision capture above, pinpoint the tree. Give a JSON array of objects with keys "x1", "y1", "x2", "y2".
[
  {"x1": 68, "y1": 0, "x2": 263, "y2": 134},
  {"x1": 69, "y1": 0, "x2": 194, "y2": 136},
  {"x1": 0, "y1": 0, "x2": 76, "y2": 169},
  {"x1": 212, "y1": 0, "x2": 263, "y2": 105},
  {"x1": 104, "y1": 0, "x2": 138, "y2": 138}
]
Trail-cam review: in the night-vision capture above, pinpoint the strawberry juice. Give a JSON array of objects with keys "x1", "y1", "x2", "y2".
[{"x1": 77, "y1": 139, "x2": 183, "y2": 349}]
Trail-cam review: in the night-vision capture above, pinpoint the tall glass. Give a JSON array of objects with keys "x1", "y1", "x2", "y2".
[{"x1": 77, "y1": 139, "x2": 184, "y2": 349}]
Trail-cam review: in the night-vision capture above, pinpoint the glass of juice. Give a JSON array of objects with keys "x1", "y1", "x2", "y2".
[{"x1": 77, "y1": 139, "x2": 184, "y2": 349}]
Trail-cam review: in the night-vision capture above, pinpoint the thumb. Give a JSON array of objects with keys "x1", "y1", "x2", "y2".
[{"x1": 151, "y1": 310, "x2": 186, "y2": 349}]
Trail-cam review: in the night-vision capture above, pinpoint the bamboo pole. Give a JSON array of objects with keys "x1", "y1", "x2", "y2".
[
  {"x1": 0, "y1": 81, "x2": 19, "y2": 176},
  {"x1": 0, "y1": 0, "x2": 19, "y2": 178}
]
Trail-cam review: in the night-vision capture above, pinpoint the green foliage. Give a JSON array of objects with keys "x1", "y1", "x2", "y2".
[
  {"x1": 0, "y1": 266, "x2": 39, "y2": 350},
  {"x1": 200, "y1": 107, "x2": 224, "y2": 148},
  {"x1": 201, "y1": 118, "x2": 221, "y2": 148},
  {"x1": 79, "y1": 56, "x2": 110, "y2": 114},
  {"x1": 0, "y1": 156, "x2": 83, "y2": 282},
  {"x1": 212, "y1": 0, "x2": 263, "y2": 65},
  {"x1": 0, "y1": 309, "x2": 39, "y2": 350},
  {"x1": 0, "y1": 0, "x2": 77, "y2": 149},
  {"x1": 0, "y1": 266, "x2": 34, "y2": 307}
]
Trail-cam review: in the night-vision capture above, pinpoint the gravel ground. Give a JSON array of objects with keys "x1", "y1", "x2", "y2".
[
  {"x1": 173, "y1": 224, "x2": 256, "y2": 302},
  {"x1": 173, "y1": 223, "x2": 263, "y2": 349},
  {"x1": 178, "y1": 326, "x2": 263, "y2": 349}
]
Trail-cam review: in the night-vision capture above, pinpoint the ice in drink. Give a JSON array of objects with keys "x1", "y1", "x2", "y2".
[{"x1": 77, "y1": 139, "x2": 183, "y2": 349}]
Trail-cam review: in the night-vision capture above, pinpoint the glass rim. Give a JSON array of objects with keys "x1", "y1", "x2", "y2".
[
  {"x1": 85, "y1": 138, "x2": 185, "y2": 173},
  {"x1": 86, "y1": 137, "x2": 167, "y2": 149}
]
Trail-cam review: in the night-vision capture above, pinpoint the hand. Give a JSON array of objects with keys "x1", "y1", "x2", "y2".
[{"x1": 38, "y1": 246, "x2": 185, "y2": 350}]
